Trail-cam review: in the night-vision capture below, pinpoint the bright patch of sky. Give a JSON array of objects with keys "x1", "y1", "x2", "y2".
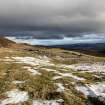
[{"x1": 6, "y1": 34, "x2": 105, "y2": 46}]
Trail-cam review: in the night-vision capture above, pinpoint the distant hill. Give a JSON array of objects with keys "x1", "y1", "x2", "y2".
[
  {"x1": 0, "y1": 37, "x2": 15, "y2": 47},
  {"x1": 1, "y1": 37, "x2": 105, "y2": 57},
  {"x1": 49, "y1": 43, "x2": 105, "y2": 56},
  {"x1": 0, "y1": 37, "x2": 58, "y2": 52}
]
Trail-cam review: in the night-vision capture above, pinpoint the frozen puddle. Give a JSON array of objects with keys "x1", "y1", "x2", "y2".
[
  {"x1": 2, "y1": 89, "x2": 28, "y2": 105},
  {"x1": 33, "y1": 99, "x2": 64, "y2": 105},
  {"x1": 68, "y1": 62, "x2": 105, "y2": 72},
  {"x1": 23, "y1": 66, "x2": 41, "y2": 75},
  {"x1": 76, "y1": 82, "x2": 105, "y2": 98}
]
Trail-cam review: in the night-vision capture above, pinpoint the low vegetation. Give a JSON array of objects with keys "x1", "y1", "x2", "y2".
[{"x1": 0, "y1": 38, "x2": 105, "y2": 105}]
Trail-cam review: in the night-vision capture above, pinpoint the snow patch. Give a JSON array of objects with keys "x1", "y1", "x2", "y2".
[
  {"x1": 12, "y1": 81, "x2": 25, "y2": 84},
  {"x1": 56, "y1": 83, "x2": 65, "y2": 92},
  {"x1": 53, "y1": 76, "x2": 62, "y2": 80},
  {"x1": 42, "y1": 68, "x2": 56, "y2": 72},
  {"x1": 33, "y1": 99, "x2": 64, "y2": 105},
  {"x1": 76, "y1": 82, "x2": 105, "y2": 98},
  {"x1": 12, "y1": 56, "x2": 54, "y2": 66},
  {"x1": 2, "y1": 89, "x2": 28, "y2": 105},
  {"x1": 53, "y1": 72, "x2": 85, "y2": 81},
  {"x1": 23, "y1": 66, "x2": 41, "y2": 75},
  {"x1": 68, "y1": 62, "x2": 105, "y2": 72}
]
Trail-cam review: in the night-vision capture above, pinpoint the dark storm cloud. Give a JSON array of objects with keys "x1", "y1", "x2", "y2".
[{"x1": 0, "y1": 0, "x2": 105, "y2": 36}]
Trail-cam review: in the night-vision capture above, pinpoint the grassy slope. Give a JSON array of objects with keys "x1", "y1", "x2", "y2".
[
  {"x1": 0, "y1": 38, "x2": 105, "y2": 105},
  {"x1": 0, "y1": 48, "x2": 87, "y2": 105}
]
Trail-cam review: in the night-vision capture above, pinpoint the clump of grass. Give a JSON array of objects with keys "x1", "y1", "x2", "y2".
[
  {"x1": 52, "y1": 58, "x2": 78, "y2": 65},
  {"x1": 19, "y1": 72, "x2": 61, "y2": 100},
  {"x1": 53, "y1": 77, "x2": 86, "y2": 105},
  {"x1": 73, "y1": 72, "x2": 103, "y2": 83},
  {"x1": 63, "y1": 90, "x2": 86, "y2": 105}
]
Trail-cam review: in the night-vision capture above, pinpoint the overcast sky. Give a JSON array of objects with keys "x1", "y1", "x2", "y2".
[{"x1": 0, "y1": 0, "x2": 105, "y2": 39}]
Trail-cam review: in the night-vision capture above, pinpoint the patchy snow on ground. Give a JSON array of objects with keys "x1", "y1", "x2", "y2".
[
  {"x1": 33, "y1": 99, "x2": 64, "y2": 105},
  {"x1": 12, "y1": 57, "x2": 36, "y2": 65},
  {"x1": 12, "y1": 80, "x2": 25, "y2": 84},
  {"x1": 58, "y1": 72, "x2": 85, "y2": 81},
  {"x1": 23, "y1": 66, "x2": 41, "y2": 75},
  {"x1": 53, "y1": 76, "x2": 62, "y2": 80},
  {"x1": 2, "y1": 89, "x2": 29, "y2": 105},
  {"x1": 56, "y1": 83, "x2": 65, "y2": 92},
  {"x1": 53, "y1": 72, "x2": 85, "y2": 81},
  {"x1": 2, "y1": 56, "x2": 54, "y2": 67},
  {"x1": 11, "y1": 56, "x2": 54, "y2": 66},
  {"x1": 68, "y1": 62, "x2": 105, "y2": 72},
  {"x1": 42, "y1": 68, "x2": 56, "y2": 72},
  {"x1": 76, "y1": 82, "x2": 105, "y2": 98}
]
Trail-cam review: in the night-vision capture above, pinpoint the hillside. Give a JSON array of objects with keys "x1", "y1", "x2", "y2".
[
  {"x1": 0, "y1": 38, "x2": 105, "y2": 105},
  {"x1": 0, "y1": 37, "x2": 15, "y2": 47},
  {"x1": 50, "y1": 43, "x2": 105, "y2": 57}
]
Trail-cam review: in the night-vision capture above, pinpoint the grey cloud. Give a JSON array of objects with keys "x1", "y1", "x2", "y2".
[{"x1": 0, "y1": 0, "x2": 105, "y2": 35}]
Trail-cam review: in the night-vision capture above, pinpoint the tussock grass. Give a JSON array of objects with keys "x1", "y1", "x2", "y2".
[
  {"x1": 1, "y1": 47, "x2": 105, "y2": 105},
  {"x1": 63, "y1": 90, "x2": 86, "y2": 105},
  {"x1": 73, "y1": 72, "x2": 104, "y2": 83}
]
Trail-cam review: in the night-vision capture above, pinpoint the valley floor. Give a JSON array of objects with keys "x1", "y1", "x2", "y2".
[{"x1": 0, "y1": 48, "x2": 105, "y2": 105}]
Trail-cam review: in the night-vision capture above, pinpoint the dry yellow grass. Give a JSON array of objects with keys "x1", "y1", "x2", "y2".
[{"x1": 0, "y1": 46, "x2": 105, "y2": 105}]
